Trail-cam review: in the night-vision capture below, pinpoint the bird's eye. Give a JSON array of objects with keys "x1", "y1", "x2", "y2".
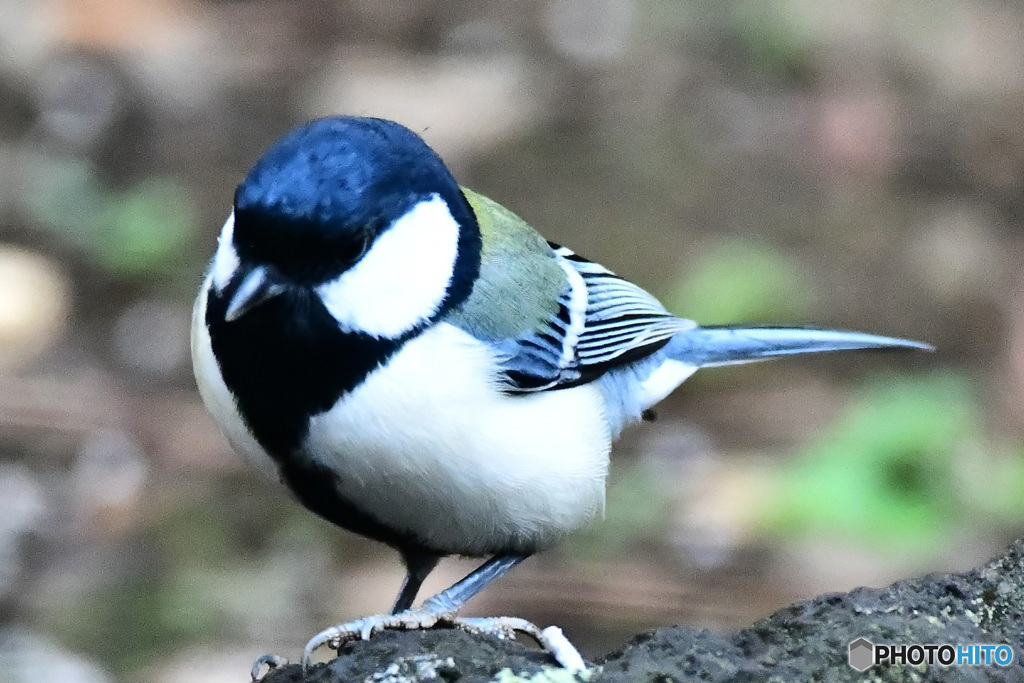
[{"x1": 336, "y1": 232, "x2": 371, "y2": 267}]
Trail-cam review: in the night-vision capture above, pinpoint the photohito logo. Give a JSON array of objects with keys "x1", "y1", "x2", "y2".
[
  {"x1": 848, "y1": 638, "x2": 1014, "y2": 672},
  {"x1": 848, "y1": 638, "x2": 874, "y2": 672}
]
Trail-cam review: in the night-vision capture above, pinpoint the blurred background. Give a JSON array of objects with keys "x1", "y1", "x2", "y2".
[{"x1": 0, "y1": 0, "x2": 1022, "y2": 681}]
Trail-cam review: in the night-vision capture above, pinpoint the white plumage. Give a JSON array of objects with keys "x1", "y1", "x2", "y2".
[
  {"x1": 303, "y1": 321, "x2": 610, "y2": 555},
  {"x1": 210, "y1": 213, "x2": 240, "y2": 293},
  {"x1": 316, "y1": 195, "x2": 461, "y2": 339}
]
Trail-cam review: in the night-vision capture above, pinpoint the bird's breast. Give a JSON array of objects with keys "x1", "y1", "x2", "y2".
[
  {"x1": 202, "y1": 279, "x2": 402, "y2": 458},
  {"x1": 195, "y1": 274, "x2": 612, "y2": 556},
  {"x1": 302, "y1": 322, "x2": 612, "y2": 555}
]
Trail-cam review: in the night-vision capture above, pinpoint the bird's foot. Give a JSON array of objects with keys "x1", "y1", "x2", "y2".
[
  {"x1": 458, "y1": 616, "x2": 586, "y2": 671},
  {"x1": 251, "y1": 653, "x2": 288, "y2": 681},
  {"x1": 302, "y1": 608, "x2": 457, "y2": 668},
  {"x1": 302, "y1": 611, "x2": 585, "y2": 672}
]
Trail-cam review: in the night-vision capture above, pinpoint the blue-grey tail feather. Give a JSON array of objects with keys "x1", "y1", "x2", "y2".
[{"x1": 668, "y1": 326, "x2": 933, "y2": 368}]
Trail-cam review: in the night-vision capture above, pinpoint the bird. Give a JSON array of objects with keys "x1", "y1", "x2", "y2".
[{"x1": 191, "y1": 115, "x2": 931, "y2": 674}]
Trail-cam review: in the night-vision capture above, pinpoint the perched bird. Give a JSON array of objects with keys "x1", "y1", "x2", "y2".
[{"x1": 191, "y1": 116, "x2": 930, "y2": 673}]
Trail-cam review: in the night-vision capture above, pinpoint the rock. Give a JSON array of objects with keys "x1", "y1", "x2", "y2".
[
  {"x1": 262, "y1": 537, "x2": 1024, "y2": 682},
  {"x1": 264, "y1": 629, "x2": 555, "y2": 683}
]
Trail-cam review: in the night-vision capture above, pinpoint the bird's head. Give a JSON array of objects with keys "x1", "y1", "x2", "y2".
[{"x1": 209, "y1": 116, "x2": 480, "y2": 338}]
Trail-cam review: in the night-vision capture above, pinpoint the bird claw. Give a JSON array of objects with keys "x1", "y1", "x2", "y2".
[
  {"x1": 457, "y1": 617, "x2": 587, "y2": 671},
  {"x1": 302, "y1": 612, "x2": 586, "y2": 672},
  {"x1": 302, "y1": 610, "x2": 454, "y2": 667},
  {"x1": 251, "y1": 653, "x2": 288, "y2": 681}
]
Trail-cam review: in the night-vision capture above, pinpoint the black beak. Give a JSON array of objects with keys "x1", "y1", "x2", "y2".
[{"x1": 225, "y1": 266, "x2": 287, "y2": 321}]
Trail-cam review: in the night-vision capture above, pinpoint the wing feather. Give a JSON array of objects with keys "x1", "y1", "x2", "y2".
[
  {"x1": 443, "y1": 190, "x2": 692, "y2": 392},
  {"x1": 497, "y1": 244, "x2": 693, "y2": 392}
]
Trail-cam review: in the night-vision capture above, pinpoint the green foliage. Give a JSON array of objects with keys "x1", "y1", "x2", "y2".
[
  {"x1": 38, "y1": 575, "x2": 199, "y2": 674},
  {"x1": 97, "y1": 179, "x2": 196, "y2": 276},
  {"x1": 23, "y1": 153, "x2": 196, "y2": 277},
  {"x1": 758, "y1": 372, "x2": 1024, "y2": 551},
  {"x1": 665, "y1": 238, "x2": 817, "y2": 325},
  {"x1": 729, "y1": 1, "x2": 817, "y2": 82}
]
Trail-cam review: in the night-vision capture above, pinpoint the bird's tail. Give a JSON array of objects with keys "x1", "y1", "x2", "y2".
[{"x1": 668, "y1": 326, "x2": 933, "y2": 368}]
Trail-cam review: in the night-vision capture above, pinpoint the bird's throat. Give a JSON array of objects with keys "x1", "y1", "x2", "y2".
[{"x1": 206, "y1": 290, "x2": 401, "y2": 457}]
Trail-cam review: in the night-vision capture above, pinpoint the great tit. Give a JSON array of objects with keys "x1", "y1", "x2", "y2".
[{"x1": 191, "y1": 116, "x2": 930, "y2": 672}]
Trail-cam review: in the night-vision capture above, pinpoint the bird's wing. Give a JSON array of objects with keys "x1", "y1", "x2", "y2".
[
  {"x1": 445, "y1": 189, "x2": 694, "y2": 393},
  {"x1": 499, "y1": 243, "x2": 695, "y2": 391}
]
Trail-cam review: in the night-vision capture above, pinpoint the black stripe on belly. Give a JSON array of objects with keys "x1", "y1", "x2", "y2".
[
  {"x1": 205, "y1": 285, "x2": 545, "y2": 557},
  {"x1": 278, "y1": 458, "x2": 432, "y2": 552},
  {"x1": 206, "y1": 289, "x2": 447, "y2": 552},
  {"x1": 205, "y1": 287, "x2": 401, "y2": 458}
]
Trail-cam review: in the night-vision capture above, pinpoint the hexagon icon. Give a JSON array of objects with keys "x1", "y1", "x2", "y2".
[{"x1": 849, "y1": 637, "x2": 874, "y2": 672}]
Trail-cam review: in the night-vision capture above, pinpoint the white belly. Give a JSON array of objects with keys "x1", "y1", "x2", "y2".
[{"x1": 304, "y1": 322, "x2": 612, "y2": 555}]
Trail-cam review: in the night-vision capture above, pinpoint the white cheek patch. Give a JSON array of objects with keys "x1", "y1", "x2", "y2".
[
  {"x1": 316, "y1": 194, "x2": 461, "y2": 339},
  {"x1": 211, "y1": 212, "x2": 240, "y2": 292}
]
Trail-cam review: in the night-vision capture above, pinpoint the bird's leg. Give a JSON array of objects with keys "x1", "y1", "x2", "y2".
[
  {"x1": 247, "y1": 547, "x2": 440, "y2": 678},
  {"x1": 419, "y1": 554, "x2": 525, "y2": 614},
  {"x1": 303, "y1": 555, "x2": 521, "y2": 664},
  {"x1": 302, "y1": 554, "x2": 586, "y2": 671},
  {"x1": 392, "y1": 551, "x2": 441, "y2": 614}
]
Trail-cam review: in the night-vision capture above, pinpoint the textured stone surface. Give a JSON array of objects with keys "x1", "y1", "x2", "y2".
[{"x1": 262, "y1": 538, "x2": 1024, "y2": 683}]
